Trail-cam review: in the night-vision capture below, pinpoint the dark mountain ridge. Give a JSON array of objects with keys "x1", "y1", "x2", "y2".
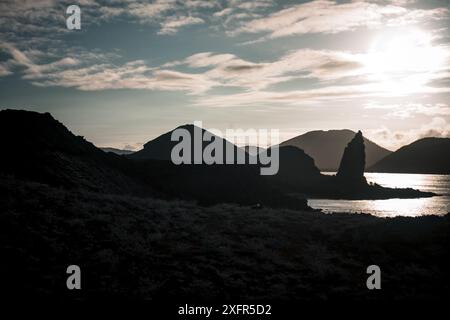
[
  {"x1": 0, "y1": 109, "x2": 150, "y2": 195},
  {"x1": 370, "y1": 137, "x2": 450, "y2": 174},
  {"x1": 129, "y1": 124, "x2": 249, "y2": 163},
  {"x1": 132, "y1": 122, "x2": 433, "y2": 200},
  {"x1": 0, "y1": 110, "x2": 309, "y2": 210},
  {"x1": 0, "y1": 110, "x2": 434, "y2": 205},
  {"x1": 101, "y1": 147, "x2": 135, "y2": 155}
]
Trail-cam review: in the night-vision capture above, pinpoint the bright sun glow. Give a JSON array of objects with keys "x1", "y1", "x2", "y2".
[{"x1": 364, "y1": 28, "x2": 447, "y2": 94}]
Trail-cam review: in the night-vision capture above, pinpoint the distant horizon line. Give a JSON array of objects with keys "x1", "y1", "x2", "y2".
[
  {"x1": 96, "y1": 124, "x2": 446, "y2": 153},
  {"x1": 3, "y1": 108, "x2": 449, "y2": 153}
]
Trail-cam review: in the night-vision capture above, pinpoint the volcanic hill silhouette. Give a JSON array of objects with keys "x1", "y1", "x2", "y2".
[
  {"x1": 370, "y1": 137, "x2": 450, "y2": 174},
  {"x1": 0, "y1": 109, "x2": 150, "y2": 195},
  {"x1": 129, "y1": 124, "x2": 249, "y2": 163},
  {"x1": 281, "y1": 129, "x2": 391, "y2": 171}
]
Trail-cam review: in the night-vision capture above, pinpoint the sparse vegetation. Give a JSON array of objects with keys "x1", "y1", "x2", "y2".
[{"x1": 1, "y1": 176, "x2": 448, "y2": 300}]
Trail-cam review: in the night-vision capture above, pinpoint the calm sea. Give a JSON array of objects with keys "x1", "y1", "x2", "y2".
[{"x1": 308, "y1": 172, "x2": 450, "y2": 217}]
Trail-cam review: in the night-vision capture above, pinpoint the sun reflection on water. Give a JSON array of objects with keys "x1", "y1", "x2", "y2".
[{"x1": 310, "y1": 173, "x2": 450, "y2": 217}]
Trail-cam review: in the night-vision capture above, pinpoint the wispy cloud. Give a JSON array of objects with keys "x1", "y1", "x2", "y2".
[
  {"x1": 158, "y1": 16, "x2": 205, "y2": 35},
  {"x1": 192, "y1": 83, "x2": 391, "y2": 107},
  {"x1": 185, "y1": 0, "x2": 220, "y2": 9},
  {"x1": 232, "y1": 0, "x2": 448, "y2": 40},
  {"x1": 367, "y1": 116, "x2": 450, "y2": 150},
  {"x1": 2, "y1": 38, "x2": 449, "y2": 107},
  {"x1": 0, "y1": 64, "x2": 11, "y2": 77},
  {"x1": 1, "y1": 0, "x2": 447, "y2": 45},
  {"x1": 127, "y1": 1, "x2": 176, "y2": 20},
  {"x1": 0, "y1": 0, "x2": 217, "y2": 42},
  {"x1": 0, "y1": 43, "x2": 216, "y2": 93},
  {"x1": 365, "y1": 102, "x2": 450, "y2": 119},
  {"x1": 163, "y1": 49, "x2": 368, "y2": 91}
]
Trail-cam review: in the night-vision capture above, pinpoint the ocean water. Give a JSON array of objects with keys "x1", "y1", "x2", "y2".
[{"x1": 308, "y1": 173, "x2": 450, "y2": 217}]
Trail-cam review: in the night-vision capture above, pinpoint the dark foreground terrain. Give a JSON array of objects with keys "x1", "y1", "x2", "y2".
[{"x1": 1, "y1": 176, "x2": 448, "y2": 301}]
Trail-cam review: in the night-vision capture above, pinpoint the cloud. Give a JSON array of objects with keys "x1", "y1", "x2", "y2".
[
  {"x1": 0, "y1": 0, "x2": 219, "y2": 40},
  {"x1": 367, "y1": 116, "x2": 450, "y2": 150},
  {"x1": 2, "y1": 0, "x2": 446, "y2": 44},
  {"x1": 158, "y1": 16, "x2": 205, "y2": 35},
  {"x1": 365, "y1": 102, "x2": 450, "y2": 119},
  {"x1": 1, "y1": 42, "x2": 80, "y2": 78},
  {"x1": 419, "y1": 117, "x2": 450, "y2": 138},
  {"x1": 1, "y1": 41, "x2": 367, "y2": 94},
  {"x1": 236, "y1": 1, "x2": 274, "y2": 10},
  {"x1": 98, "y1": 6, "x2": 125, "y2": 19},
  {"x1": 0, "y1": 0, "x2": 65, "y2": 41},
  {"x1": 0, "y1": 0, "x2": 57, "y2": 16},
  {"x1": 192, "y1": 83, "x2": 388, "y2": 107},
  {"x1": 2, "y1": 39, "x2": 449, "y2": 105},
  {"x1": 210, "y1": 0, "x2": 276, "y2": 30},
  {"x1": 37, "y1": 63, "x2": 214, "y2": 93},
  {"x1": 123, "y1": 143, "x2": 143, "y2": 151},
  {"x1": 1, "y1": 0, "x2": 449, "y2": 108},
  {"x1": 184, "y1": 52, "x2": 237, "y2": 68},
  {"x1": 0, "y1": 44, "x2": 218, "y2": 93},
  {"x1": 99, "y1": 0, "x2": 219, "y2": 35},
  {"x1": 193, "y1": 82, "x2": 450, "y2": 108},
  {"x1": 0, "y1": 64, "x2": 11, "y2": 77},
  {"x1": 185, "y1": 0, "x2": 220, "y2": 9},
  {"x1": 232, "y1": 0, "x2": 448, "y2": 40},
  {"x1": 127, "y1": 1, "x2": 176, "y2": 20},
  {"x1": 161, "y1": 49, "x2": 368, "y2": 92},
  {"x1": 214, "y1": 8, "x2": 234, "y2": 17}
]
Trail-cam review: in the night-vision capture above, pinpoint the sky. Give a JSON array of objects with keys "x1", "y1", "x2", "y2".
[{"x1": 0, "y1": 0, "x2": 449, "y2": 151}]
